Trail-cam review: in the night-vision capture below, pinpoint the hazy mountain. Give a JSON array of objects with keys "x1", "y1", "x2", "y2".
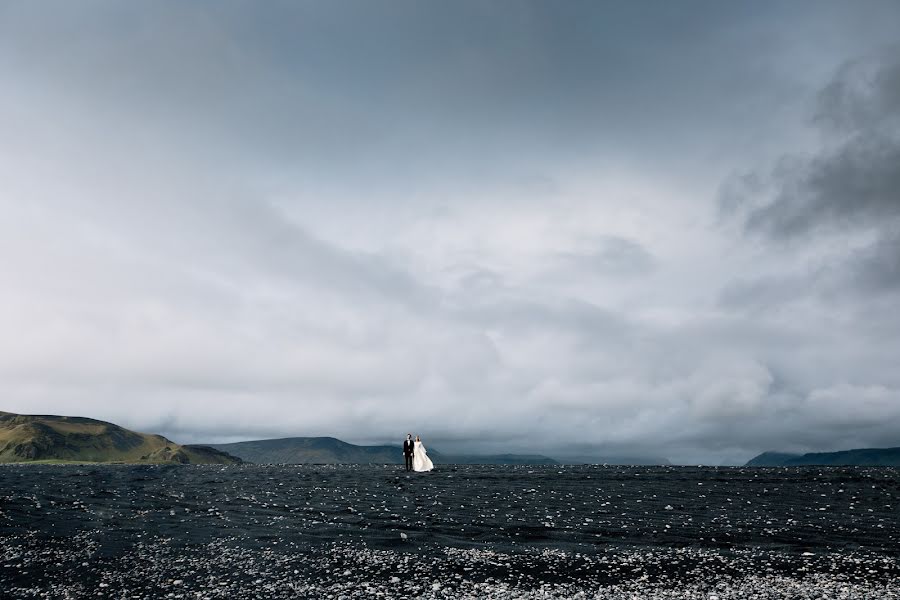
[
  {"x1": 745, "y1": 447, "x2": 900, "y2": 467},
  {"x1": 0, "y1": 411, "x2": 241, "y2": 464},
  {"x1": 209, "y1": 437, "x2": 559, "y2": 465}
]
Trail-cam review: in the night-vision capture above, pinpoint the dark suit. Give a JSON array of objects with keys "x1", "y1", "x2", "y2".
[{"x1": 402, "y1": 439, "x2": 414, "y2": 471}]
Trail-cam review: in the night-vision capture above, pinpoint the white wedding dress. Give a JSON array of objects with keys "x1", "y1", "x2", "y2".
[{"x1": 412, "y1": 441, "x2": 434, "y2": 472}]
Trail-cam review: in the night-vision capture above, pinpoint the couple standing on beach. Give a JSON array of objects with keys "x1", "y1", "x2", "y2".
[{"x1": 402, "y1": 434, "x2": 434, "y2": 472}]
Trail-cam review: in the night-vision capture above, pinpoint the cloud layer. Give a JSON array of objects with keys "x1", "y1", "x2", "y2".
[{"x1": 2, "y1": 2, "x2": 900, "y2": 464}]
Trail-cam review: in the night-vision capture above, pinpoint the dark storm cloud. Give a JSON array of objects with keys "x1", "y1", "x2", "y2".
[
  {"x1": 744, "y1": 136, "x2": 900, "y2": 239},
  {"x1": 720, "y1": 47, "x2": 900, "y2": 316},
  {"x1": 738, "y1": 48, "x2": 900, "y2": 240},
  {"x1": 815, "y1": 49, "x2": 900, "y2": 134}
]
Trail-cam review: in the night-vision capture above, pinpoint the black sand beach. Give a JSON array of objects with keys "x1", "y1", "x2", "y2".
[{"x1": 1, "y1": 464, "x2": 898, "y2": 598}]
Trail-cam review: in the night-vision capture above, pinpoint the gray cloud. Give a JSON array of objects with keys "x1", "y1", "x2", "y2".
[
  {"x1": 744, "y1": 137, "x2": 900, "y2": 239},
  {"x1": 718, "y1": 47, "x2": 900, "y2": 315},
  {"x1": 553, "y1": 236, "x2": 656, "y2": 278},
  {"x1": 847, "y1": 232, "x2": 900, "y2": 292},
  {"x1": 736, "y1": 48, "x2": 900, "y2": 241},
  {"x1": 2, "y1": 2, "x2": 900, "y2": 464},
  {"x1": 709, "y1": 47, "x2": 900, "y2": 460}
]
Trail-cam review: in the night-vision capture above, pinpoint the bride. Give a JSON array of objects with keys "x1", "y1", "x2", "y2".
[{"x1": 412, "y1": 435, "x2": 434, "y2": 472}]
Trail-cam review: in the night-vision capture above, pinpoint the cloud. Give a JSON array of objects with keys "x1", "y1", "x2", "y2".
[
  {"x1": 846, "y1": 232, "x2": 900, "y2": 292},
  {"x1": 744, "y1": 136, "x2": 900, "y2": 239},
  {"x1": 551, "y1": 236, "x2": 656, "y2": 279},
  {"x1": 2, "y1": 3, "x2": 900, "y2": 465},
  {"x1": 730, "y1": 48, "x2": 900, "y2": 241},
  {"x1": 687, "y1": 359, "x2": 774, "y2": 421},
  {"x1": 717, "y1": 274, "x2": 811, "y2": 311},
  {"x1": 718, "y1": 47, "x2": 900, "y2": 315},
  {"x1": 806, "y1": 383, "x2": 900, "y2": 429}
]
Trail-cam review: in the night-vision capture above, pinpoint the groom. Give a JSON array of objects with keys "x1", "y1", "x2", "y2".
[{"x1": 402, "y1": 434, "x2": 414, "y2": 472}]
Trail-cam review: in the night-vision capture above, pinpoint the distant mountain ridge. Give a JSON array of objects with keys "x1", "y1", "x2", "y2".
[
  {"x1": 0, "y1": 411, "x2": 241, "y2": 464},
  {"x1": 208, "y1": 436, "x2": 560, "y2": 465},
  {"x1": 746, "y1": 447, "x2": 900, "y2": 467}
]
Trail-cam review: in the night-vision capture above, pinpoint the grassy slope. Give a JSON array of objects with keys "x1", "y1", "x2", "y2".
[
  {"x1": 209, "y1": 437, "x2": 401, "y2": 464},
  {"x1": 0, "y1": 411, "x2": 240, "y2": 464}
]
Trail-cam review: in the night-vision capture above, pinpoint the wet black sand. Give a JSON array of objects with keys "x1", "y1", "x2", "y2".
[{"x1": 1, "y1": 464, "x2": 898, "y2": 598}]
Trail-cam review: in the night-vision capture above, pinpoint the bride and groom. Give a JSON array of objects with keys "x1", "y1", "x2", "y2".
[{"x1": 402, "y1": 434, "x2": 433, "y2": 472}]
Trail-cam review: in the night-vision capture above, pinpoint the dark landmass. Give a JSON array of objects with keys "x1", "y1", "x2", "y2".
[
  {"x1": 745, "y1": 451, "x2": 802, "y2": 466},
  {"x1": 208, "y1": 436, "x2": 560, "y2": 465},
  {"x1": 1, "y1": 464, "x2": 897, "y2": 598},
  {"x1": 0, "y1": 411, "x2": 241, "y2": 464},
  {"x1": 746, "y1": 446, "x2": 900, "y2": 466}
]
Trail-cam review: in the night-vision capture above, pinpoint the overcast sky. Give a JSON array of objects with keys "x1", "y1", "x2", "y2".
[{"x1": 2, "y1": 1, "x2": 899, "y2": 464}]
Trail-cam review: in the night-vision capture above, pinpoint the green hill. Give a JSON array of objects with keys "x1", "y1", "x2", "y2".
[
  {"x1": 208, "y1": 437, "x2": 559, "y2": 465},
  {"x1": 745, "y1": 447, "x2": 900, "y2": 467},
  {"x1": 209, "y1": 437, "x2": 400, "y2": 464},
  {"x1": 0, "y1": 411, "x2": 241, "y2": 464}
]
